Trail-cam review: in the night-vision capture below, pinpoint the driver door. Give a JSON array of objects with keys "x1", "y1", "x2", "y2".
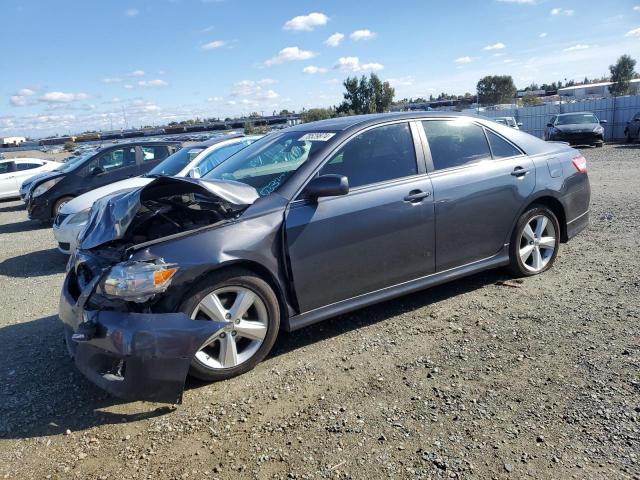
[
  {"x1": 284, "y1": 122, "x2": 435, "y2": 313},
  {"x1": 82, "y1": 146, "x2": 138, "y2": 193}
]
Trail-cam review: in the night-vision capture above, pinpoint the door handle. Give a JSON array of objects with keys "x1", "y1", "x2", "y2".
[
  {"x1": 404, "y1": 190, "x2": 431, "y2": 203},
  {"x1": 510, "y1": 167, "x2": 530, "y2": 177}
]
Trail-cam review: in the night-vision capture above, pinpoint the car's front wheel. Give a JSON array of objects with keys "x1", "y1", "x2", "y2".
[
  {"x1": 508, "y1": 206, "x2": 560, "y2": 277},
  {"x1": 180, "y1": 268, "x2": 280, "y2": 382}
]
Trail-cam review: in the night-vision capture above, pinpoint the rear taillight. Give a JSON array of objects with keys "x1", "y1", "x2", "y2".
[{"x1": 571, "y1": 155, "x2": 587, "y2": 173}]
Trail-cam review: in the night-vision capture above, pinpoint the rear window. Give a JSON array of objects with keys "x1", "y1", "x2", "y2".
[
  {"x1": 556, "y1": 114, "x2": 598, "y2": 125},
  {"x1": 422, "y1": 120, "x2": 491, "y2": 171},
  {"x1": 17, "y1": 162, "x2": 43, "y2": 171},
  {"x1": 486, "y1": 130, "x2": 522, "y2": 159}
]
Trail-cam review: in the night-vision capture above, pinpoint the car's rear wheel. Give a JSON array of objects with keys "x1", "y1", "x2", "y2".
[
  {"x1": 595, "y1": 142, "x2": 603, "y2": 148},
  {"x1": 179, "y1": 268, "x2": 280, "y2": 382},
  {"x1": 508, "y1": 206, "x2": 560, "y2": 277},
  {"x1": 53, "y1": 196, "x2": 73, "y2": 217}
]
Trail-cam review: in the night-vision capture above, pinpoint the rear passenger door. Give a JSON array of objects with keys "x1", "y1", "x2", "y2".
[
  {"x1": 83, "y1": 146, "x2": 138, "y2": 193},
  {"x1": 138, "y1": 145, "x2": 173, "y2": 174},
  {"x1": 285, "y1": 122, "x2": 435, "y2": 312},
  {"x1": 0, "y1": 161, "x2": 18, "y2": 197},
  {"x1": 419, "y1": 119, "x2": 535, "y2": 271}
]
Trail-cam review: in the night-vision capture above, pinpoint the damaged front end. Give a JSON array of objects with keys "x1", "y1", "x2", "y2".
[{"x1": 59, "y1": 177, "x2": 259, "y2": 403}]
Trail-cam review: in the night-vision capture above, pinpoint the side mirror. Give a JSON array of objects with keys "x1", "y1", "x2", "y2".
[
  {"x1": 190, "y1": 167, "x2": 202, "y2": 178},
  {"x1": 91, "y1": 166, "x2": 104, "y2": 176},
  {"x1": 305, "y1": 174, "x2": 349, "y2": 200},
  {"x1": 634, "y1": 118, "x2": 640, "y2": 122},
  {"x1": 546, "y1": 123, "x2": 554, "y2": 128},
  {"x1": 599, "y1": 119, "x2": 608, "y2": 124}
]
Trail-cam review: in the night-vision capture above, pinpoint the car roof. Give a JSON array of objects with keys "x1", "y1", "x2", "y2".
[
  {"x1": 95, "y1": 140, "x2": 182, "y2": 153},
  {"x1": 286, "y1": 111, "x2": 476, "y2": 133},
  {"x1": 188, "y1": 133, "x2": 245, "y2": 149}
]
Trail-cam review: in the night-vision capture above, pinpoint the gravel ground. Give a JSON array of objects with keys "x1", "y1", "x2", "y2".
[{"x1": 0, "y1": 143, "x2": 638, "y2": 480}]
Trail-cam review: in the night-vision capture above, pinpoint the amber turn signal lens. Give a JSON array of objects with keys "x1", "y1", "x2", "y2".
[{"x1": 153, "y1": 268, "x2": 177, "y2": 286}]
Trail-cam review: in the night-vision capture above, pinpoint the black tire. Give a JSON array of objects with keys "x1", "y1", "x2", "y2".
[
  {"x1": 626, "y1": 131, "x2": 632, "y2": 143},
  {"x1": 595, "y1": 142, "x2": 603, "y2": 148},
  {"x1": 53, "y1": 196, "x2": 74, "y2": 217},
  {"x1": 508, "y1": 205, "x2": 561, "y2": 277},
  {"x1": 179, "y1": 268, "x2": 280, "y2": 382}
]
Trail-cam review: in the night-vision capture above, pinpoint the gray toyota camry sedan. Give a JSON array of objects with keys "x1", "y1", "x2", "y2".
[{"x1": 60, "y1": 112, "x2": 590, "y2": 403}]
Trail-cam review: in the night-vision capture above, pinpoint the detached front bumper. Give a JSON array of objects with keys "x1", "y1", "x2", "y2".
[{"x1": 59, "y1": 270, "x2": 225, "y2": 403}]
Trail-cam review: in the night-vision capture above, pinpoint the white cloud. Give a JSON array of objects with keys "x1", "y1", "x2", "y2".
[
  {"x1": 497, "y1": 0, "x2": 536, "y2": 3},
  {"x1": 201, "y1": 40, "x2": 226, "y2": 50},
  {"x1": 334, "y1": 56, "x2": 384, "y2": 72},
  {"x1": 325, "y1": 32, "x2": 344, "y2": 47},
  {"x1": 563, "y1": 44, "x2": 589, "y2": 52},
  {"x1": 137, "y1": 79, "x2": 169, "y2": 88},
  {"x1": 258, "y1": 78, "x2": 276, "y2": 85},
  {"x1": 539, "y1": 32, "x2": 547, "y2": 38},
  {"x1": 102, "y1": 77, "x2": 122, "y2": 84},
  {"x1": 128, "y1": 70, "x2": 145, "y2": 77},
  {"x1": 455, "y1": 56, "x2": 472, "y2": 64},
  {"x1": 123, "y1": 84, "x2": 134, "y2": 90},
  {"x1": 350, "y1": 29, "x2": 376, "y2": 41},
  {"x1": 303, "y1": 65, "x2": 328, "y2": 74},
  {"x1": 208, "y1": 96, "x2": 222, "y2": 102},
  {"x1": 483, "y1": 42, "x2": 505, "y2": 50},
  {"x1": 10, "y1": 96, "x2": 28, "y2": 106},
  {"x1": 625, "y1": 27, "x2": 640, "y2": 37},
  {"x1": 230, "y1": 80, "x2": 279, "y2": 101},
  {"x1": 387, "y1": 76, "x2": 415, "y2": 88},
  {"x1": 39, "y1": 92, "x2": 89, "y2": 103},
  {"x1": 551, "y1": 8, "x2": 574, "y2": 15},
  {"x1": 283, "y1": 12, "x2": 328, "y2": 31},
  {"x1": 264, "y1": 46, "x2": 316, "y2": 67},
  {"x1": 18, "y1": 88, "x2": 35, "y2": 96},
  {"x1": 634, "y1": 5, "x2": 640, "y2": 11},
  {"x1": 125, "y1": 8, "x2": 139, "y2": 17}
]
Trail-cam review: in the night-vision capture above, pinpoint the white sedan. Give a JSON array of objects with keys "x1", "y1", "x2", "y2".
[
  {"x1": 53, "y1": 134, "x2": 261, "y2": 254},
  {"x1": 0, "y1": 158, "x2": 59, "y2": 200}
]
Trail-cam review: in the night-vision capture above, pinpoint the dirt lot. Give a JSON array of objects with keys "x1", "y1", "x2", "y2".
[{"x1": 0, "y1": 143, "x2": 638, "y2": 480}]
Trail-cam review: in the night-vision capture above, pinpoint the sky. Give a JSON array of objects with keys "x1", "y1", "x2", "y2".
[{"x1": 1, "y1": 0, "x2": 639, "y2": 138}]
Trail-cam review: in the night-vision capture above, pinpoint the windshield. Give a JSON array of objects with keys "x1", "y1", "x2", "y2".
[
  {"x1": 195, "y1": 138, "x2": 258, "y2": 176},
  {"x1": 55, "y1": 151, "x2": 96, "y2": 173},
  {"x1": 204, "y1": 131, "x2": 330, "y2": 196},
  {"x1": 556, "y1": 114, "x2": 599, "y2": 125},
  {"x1": 147, "y1": 146, "x2": 205, "y2": 177}
]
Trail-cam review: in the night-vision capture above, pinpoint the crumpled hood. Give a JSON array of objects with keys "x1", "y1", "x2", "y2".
[
  {"x1": 78, "y1": 176, "x2": 259, "y2": 250},
  {"x1": 25, "y1": 170, "x2": 64, "y2": 190},
  {"x1": 555, "y1": 123, "x2": 600, "y2": 133}
]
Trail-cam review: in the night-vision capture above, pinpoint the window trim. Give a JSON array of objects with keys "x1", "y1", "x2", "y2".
[
  {"x1": 419, "y1": 118, "x2": 525, "y2": 175},
  {"x1": 290, "y1": 119, "x2": 426, "y2": 204}
]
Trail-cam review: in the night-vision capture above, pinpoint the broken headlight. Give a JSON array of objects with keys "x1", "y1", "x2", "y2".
[{"x1": 100, "y1": 261, "x2": 178, "y2": 303}]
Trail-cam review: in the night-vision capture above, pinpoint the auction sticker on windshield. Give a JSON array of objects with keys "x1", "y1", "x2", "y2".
[{"x1": 298, "y1": 132, "x2": 335, "y2": 142}]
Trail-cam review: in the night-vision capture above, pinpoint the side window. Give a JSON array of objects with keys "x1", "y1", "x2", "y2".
[
  {"x1": 421, "y1": 120, "x2": 491, "y2": 171},
  {"x1": 198, "y1": 142, "x2": 248, "y2": 176},
  {"x1": 141, "y1": 146, "x2": 171, "y2": 163},
  {"x1": 0, "y1": 162, "x2": 16, "y2": 174},
  {"x1": 89, "y1": 147, "x2": 136, "y2": 173},
  {"x1": 485, "y1": 130, "x2": 522, "y2": 159},
  {"x1": 17, "y1": 162, "x2": 42, "y2": 171},
  {"x1": 319, "y1": 123, "x2": 417, "y2": 189}
]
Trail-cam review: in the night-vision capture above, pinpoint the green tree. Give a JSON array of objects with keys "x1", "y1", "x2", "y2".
[
  {"x1": 63, "y1": 141, "x2": 75, "y2": 152},
  {"x1": 476, "y1": 75, "x2": 517, "y2": 105},
  {"x1": 609, "y1": 54, "x2": 637, "y2": 97},
  {"x1": 521, "y1": 96, "x2": 544, "y2": 106},
  {"x1": 301, "y1": 108, "x2": 335, "y2": 123},
  {"x1": 337, "y1": 73, "x2": 395, "y2": 114}
]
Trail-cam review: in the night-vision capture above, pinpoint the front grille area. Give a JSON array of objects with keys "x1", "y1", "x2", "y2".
[{"x1": 58, "y1": 242, "x2": 71, "y2": 251}]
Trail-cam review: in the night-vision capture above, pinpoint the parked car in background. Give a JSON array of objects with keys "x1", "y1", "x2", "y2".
[
  {"x1": 53, "y1": 134, "x2": 262, "y2": 254},
  {"x1": 544, "y1": 112, "x2": 605, "y2": 147},
  {"x1": 493, "y1": 116, "x2": 522, "y2": 129},
  {"x1": 0, "y1": 158, "x2": 59, "y2": 200},
  {"x1": 25, "y1": 141, "x2": 181, "y2": 222},
  {"x1": 60, "y1": 112, "x2": 590, "y2": 403},
  {"x1": 624, "y1": 111, "x2": 640, "y2": 143}
]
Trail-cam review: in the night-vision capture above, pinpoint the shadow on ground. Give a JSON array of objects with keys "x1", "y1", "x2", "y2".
[
  {"x1": 612, "y1": 143, "x2": 640, "y2": 150},
  {"x1": 2, "y1": 268, "x2": 506, "y2": 440},
  {"x1": 0, "y1": 219, "x2": 49, "y2": 236},
  {"x1": 0, "y1": 315, "x2": 173, "y2": 440},
  {"x1": 0, "y1": 201, "x2": 25, "y2": 213},
  {"x1": 0, "y1": 248, "x2": 67, "y2": 278}
]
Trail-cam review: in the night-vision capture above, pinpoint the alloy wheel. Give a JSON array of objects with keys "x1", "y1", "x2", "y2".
[
  {"x1": 191, "y1": 286, "x2": 269, "y2": 370},
  {"x1": 519, "y1": 214, "x2": 556, "y2": 273}
]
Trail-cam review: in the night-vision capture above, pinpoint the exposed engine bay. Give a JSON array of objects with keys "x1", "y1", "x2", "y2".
[{"x1": 78, "y1": 176, "x2": 260, "y2": 253}]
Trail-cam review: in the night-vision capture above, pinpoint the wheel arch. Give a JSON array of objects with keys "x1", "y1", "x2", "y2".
[
  {"x1": 520, "y1": 195, "x2": 568, "y2": 242},
  {"x1": 51, "y1": 195, "x2": 75, "y2": 217},
  {"x1": 184, "y1": 259, "x2": 291, "y2": 330}
]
